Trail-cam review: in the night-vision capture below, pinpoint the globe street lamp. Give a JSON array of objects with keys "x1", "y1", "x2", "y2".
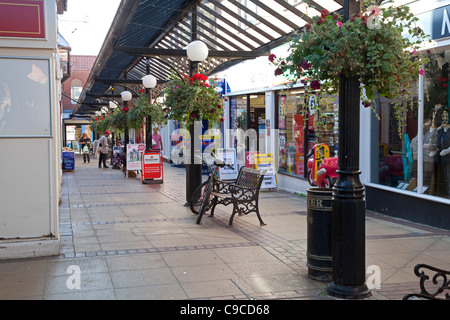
[
  {"x1": 142, "y1": 73, "x2": 157, "y2": 151},
  {"x1": 121, "y1": 90, "x2": 132, "y2": 170},
  {"x1": 185, "y1": 40, "x2": 208, "y2": 205},
  {"x1": 186, "y1": 40, "x2": 209, "y2": 62}
]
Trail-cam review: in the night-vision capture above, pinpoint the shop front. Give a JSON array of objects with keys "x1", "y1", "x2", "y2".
[
  {"x1": 224, "y1": 85, "x2": 340, "y2": 193},
  {"x1": 364, "y1": 3, "x2": 450, "y2": 229}
]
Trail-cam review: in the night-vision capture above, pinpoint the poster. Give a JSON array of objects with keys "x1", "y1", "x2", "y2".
[
  {"x1": 126, "y1": 143, "x2": 145, "y2": 171},
  {"x1": 254, "y1": 153, "x2": 278, "y2": 190},
  {"x1": 245, "y1": 151, "x2": 259, "y2": 168},
  {"x1": 217, "y1": 148, "x2": 238, "y2": 181},
  {"x1": 142, "y1": 151, "x2": 162, "y2": 180},
  {"x1": 66, "y1": 125, "x2": 76, "y2": 141}
]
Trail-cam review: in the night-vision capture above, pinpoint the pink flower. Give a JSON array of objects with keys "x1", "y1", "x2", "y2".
[
  {"x1": 412, "y1": 49, "x2": 417, "y2": 56},
  {"x1": 336, "y1": 21, "x2": 342, "y2": 27},
  {"x1": 419, "y1": 68, "x2": 424, "y2": 76}
]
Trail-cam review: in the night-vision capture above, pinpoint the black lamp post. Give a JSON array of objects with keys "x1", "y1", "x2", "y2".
[
  {"x1": 142, "y1": 62, "x2": 157, "y2": 151},
  {"x1": 185, "y1": 7, "x2": 209, "y2": 205},
  {"x1": 121, "y1": 90, "x2": 132, "y2": 170},
  {"x1": 326, "y1": 0, "x2": 371, "y2": 299}
]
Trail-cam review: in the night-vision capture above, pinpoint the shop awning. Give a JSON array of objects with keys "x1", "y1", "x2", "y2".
[{"x1": 77, "y1": 0, "x2": 353, "y2": 116}]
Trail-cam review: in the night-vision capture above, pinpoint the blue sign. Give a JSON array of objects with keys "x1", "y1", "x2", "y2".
[{"x1": 432, "y1": 5, "x2": 450, "y2": 40}]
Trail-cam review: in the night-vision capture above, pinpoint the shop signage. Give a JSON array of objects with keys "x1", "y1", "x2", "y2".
[
  {"x1": 432, "y1": 5, "x2": 450, "y2": 40},
  {"x1": 0, "y1": 0, "x2": 45, "y2": 39}
]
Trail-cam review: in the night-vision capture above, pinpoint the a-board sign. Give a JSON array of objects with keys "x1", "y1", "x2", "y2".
[
  {"x1": 126, "y1": 144, "x2": 145, "y2": 171},
  {"x1": 216, "y1": 148, "x2": 238, "y2": 181},
  {"x1": 253, "y1": 153, "x2": 278, "y2": 190},
  {"x1": 141, "y1": 151, "x2": 163, "y2": 181}
]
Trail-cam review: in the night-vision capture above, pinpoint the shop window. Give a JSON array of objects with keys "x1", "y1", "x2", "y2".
[
  {"x1": 232, "y1": 95, "x2": 247, "y2": 130},
  {"x1": 230, "y1": 94, "x2": 265, "y2": 154},
  {"x1": 376, "y1": 52, "x2": 450, "y2": 200},
  {"x1": 277, "y1": 90, "x2": 338, "y2": 179}
]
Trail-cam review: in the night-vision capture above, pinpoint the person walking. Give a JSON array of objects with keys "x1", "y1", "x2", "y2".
[
  {"x1": 79, "y1": 132, "x2": 91, "y2": 163},
  {"x1": 98, "y1": 130, "x2": 110, "y2": 168},
  {"x1": 152, "y1": 127, "x2": 163, "y2": 151}
]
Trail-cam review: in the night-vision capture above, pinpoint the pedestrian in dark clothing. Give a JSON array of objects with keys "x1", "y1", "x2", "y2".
[{"x1": 79, "y1": 132, "x2": 91, "y2": 163}]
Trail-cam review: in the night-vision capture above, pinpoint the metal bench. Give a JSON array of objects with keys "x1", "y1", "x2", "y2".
[
  {"x1": 209, "y1": 167, "x2": 266, "y2": 227},
  {"x1": 402, "y1": 264, "x2": 450, "y2": 300}
]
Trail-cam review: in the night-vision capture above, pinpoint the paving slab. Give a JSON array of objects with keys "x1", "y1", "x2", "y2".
[{"x1": 0, "y1": 153, "x2": 449, "y2": 302}]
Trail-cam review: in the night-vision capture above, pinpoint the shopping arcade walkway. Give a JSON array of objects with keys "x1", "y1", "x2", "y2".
[{"x1": 1, "y1": 153, "x2": 449, "y2": 300}]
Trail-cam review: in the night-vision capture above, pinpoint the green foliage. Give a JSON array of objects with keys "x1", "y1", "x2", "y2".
[
  {"x1": 161, "y1": 73, "x2": 225, "y2": 126},
  {"x1": 90, "y1": 114, "x2": 111, "y2": 133},
  {"x1": 128, "y1": 95, "x2": 168, "y2": 131},
  {"x1": 109, "y1": 108, "x2": 128, "y2": 133}
]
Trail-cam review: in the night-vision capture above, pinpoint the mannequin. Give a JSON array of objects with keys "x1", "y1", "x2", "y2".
[
  {"x1": 423, "y1": 106, "x2": 442, "y2": 193},
  {"x1": 438, "y1": 110, "x2": 450, "y2": 197}
]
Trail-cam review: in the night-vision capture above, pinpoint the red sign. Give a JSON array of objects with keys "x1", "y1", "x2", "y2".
[
  {"x1": 245, "y1": 151, "x2": 259, "y2": 168},
  {"x1": 141, "y1": 151, "x2": 163, "y2": 182},
  {"x1": 0, "y1": 0, "x2": 45, "y2": 39}
]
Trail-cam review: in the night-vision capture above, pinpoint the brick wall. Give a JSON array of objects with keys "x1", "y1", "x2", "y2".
[{"x1": 62, "y1": 55, "x2": 96, "y2": 111}]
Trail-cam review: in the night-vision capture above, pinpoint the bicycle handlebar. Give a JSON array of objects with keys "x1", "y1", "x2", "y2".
[
  {"x1": 214, "y1": 158, "x2": 234, "y2": 170},
  {"x1": 207, "y1": 152, "x2": 234, "y2": 170}
]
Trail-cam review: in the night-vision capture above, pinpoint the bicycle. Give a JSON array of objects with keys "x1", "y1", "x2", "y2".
[{"x1": 190, "y1": 154, "x2": 233, "y2": 224}]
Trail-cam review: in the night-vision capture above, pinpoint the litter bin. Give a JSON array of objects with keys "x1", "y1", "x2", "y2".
[
  {"x1": 62, "y1": 151, "x2": 75, "y2": 171},
  {"x1": 306, "y1": 188, "x2": 333, "y2": 281}
]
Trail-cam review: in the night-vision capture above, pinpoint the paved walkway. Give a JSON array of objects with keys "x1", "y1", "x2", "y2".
[{"x1": 1, "y1": 153, "x2": 449, "y2": 300}]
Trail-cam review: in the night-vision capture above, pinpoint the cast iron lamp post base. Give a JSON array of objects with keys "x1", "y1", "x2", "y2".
[
  {"x1": 326, "y1": 73, "x2": 371, "y2": 299},
  {"x1": 327, "y1": 281, "x2": 371, "y2": 300}
]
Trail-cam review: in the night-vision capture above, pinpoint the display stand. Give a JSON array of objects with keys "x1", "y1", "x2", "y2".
[
  {"x1": 62, "y1": 150, "x2": 75, "y2": 171},
  {"x1": 141, "y1": 150, "x2": 163, "y2": 184},
  {"x1": 253, "y1": 153, "x2": 278, "y2": 191}
]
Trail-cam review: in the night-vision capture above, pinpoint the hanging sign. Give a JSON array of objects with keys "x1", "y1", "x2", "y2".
[
  {"x1": 0, "y1": 0, "x2": 45, "y2": 39},
  {"x1": 254, "y1": 153, "x2": 278, "y2": 190}
]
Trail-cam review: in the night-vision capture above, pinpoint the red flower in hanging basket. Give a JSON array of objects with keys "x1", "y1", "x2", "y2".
[
  {"x1": 268, "y1": 53, "x2": 276, "y2": 63},
  {"x1": 321, "y1": 9, "x2": 329, "y2": 18},
  {"x1": 310, "y1": 80, "x2": 321, "y2": 90}
]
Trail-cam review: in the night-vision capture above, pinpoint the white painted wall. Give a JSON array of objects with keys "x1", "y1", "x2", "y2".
[{"x1": 0, "y1": 0, "x2": 60, "y2": 259}]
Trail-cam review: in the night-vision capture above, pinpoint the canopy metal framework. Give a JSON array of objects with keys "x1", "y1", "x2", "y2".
[{"x1": 77, "y1": 0, "x2": 351, "y2": 115}]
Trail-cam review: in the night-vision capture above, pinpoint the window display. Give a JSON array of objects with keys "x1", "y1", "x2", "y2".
[
  {"x1": 376, "y1": 52, "x2": 450, "y2": 199},
  {"x1": 277, "y1": 90, "x2": 338, "y2": 179}
]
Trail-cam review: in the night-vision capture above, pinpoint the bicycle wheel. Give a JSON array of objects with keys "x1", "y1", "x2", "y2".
[
  {"x1": 196, "y1": 180, "x2": 213, "y2": 224},
  {"x1": 190, "y1": 180, "x2": 209, "y2": 214}
]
